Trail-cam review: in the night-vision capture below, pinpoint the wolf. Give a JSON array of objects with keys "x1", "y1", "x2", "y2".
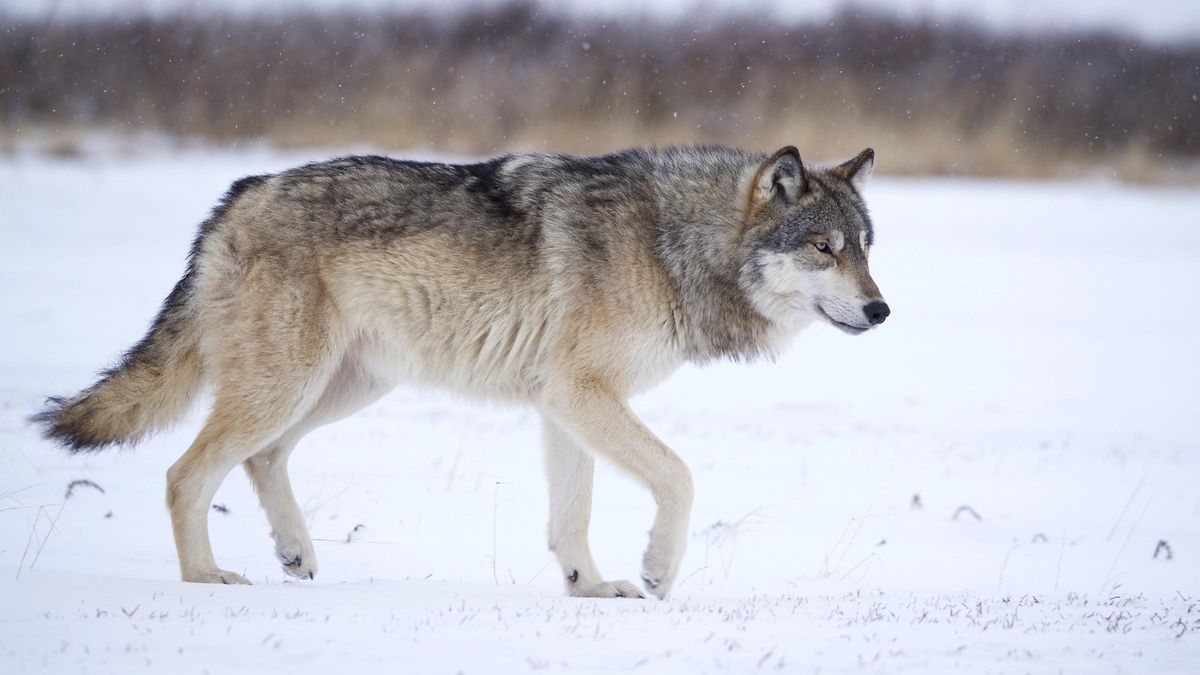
[{"x1": 33, "y1": 145, "x2": 888, "y2": 598}]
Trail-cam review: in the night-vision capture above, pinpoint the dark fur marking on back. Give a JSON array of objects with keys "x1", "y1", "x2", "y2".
[{"x1": 461, "y1": 157, "x2": 524, "y2": 220}]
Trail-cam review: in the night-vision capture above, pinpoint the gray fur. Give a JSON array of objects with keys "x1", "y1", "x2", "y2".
[{"x1": 32, "y1": 144, "x2": 887, "y2": 596}]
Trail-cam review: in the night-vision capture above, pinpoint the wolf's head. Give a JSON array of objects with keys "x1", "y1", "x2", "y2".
[{"x1": 740, "y1": 146, "x2": 888, "y2": 335}]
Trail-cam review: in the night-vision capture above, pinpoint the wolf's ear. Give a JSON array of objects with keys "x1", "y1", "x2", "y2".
[
  {"x1": 754, "y1": 146, "x2": 807, "y2": 207},
  {"x1": 832, "y1": 148, "x2": 875, "y2": 191}
]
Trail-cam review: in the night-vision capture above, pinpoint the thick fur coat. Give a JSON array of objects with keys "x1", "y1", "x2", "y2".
[{"x1": 34, "y1": 145, "x2": 888, "y2": 598}]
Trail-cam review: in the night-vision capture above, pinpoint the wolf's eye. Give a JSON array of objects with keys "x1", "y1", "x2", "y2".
[{"x1": 814, "y1": 241, "x2": 832, "y2": 254}]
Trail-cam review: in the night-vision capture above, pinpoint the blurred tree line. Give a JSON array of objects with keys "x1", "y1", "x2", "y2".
[{"x1": 2, "y1": 3, "x2": 1197, "y2": 180}]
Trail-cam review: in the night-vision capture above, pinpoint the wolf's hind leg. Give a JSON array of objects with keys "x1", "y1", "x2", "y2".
[
  {"x1": 243, "y1": 439, "x2": 311, "y2": 579},
  {"x1": 167, "y1": 376, "x2": 329, "y2": 584},
  {"x1": 543, "y1": 416, "x2": 643, "y2": 599},
  {"x1": 244, "y1": 354, "x2": 393, "y2": 580},
  {"x1": 543, "y1": 382, "x2": 693, "y2": 600}
]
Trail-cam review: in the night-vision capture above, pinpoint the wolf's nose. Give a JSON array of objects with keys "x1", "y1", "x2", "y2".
[{"x1": 863, "y1": 301, "x2": 890, "y2": 325}]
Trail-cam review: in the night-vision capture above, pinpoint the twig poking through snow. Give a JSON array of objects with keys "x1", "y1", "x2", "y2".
[
  {"x1": 492, "y1": 482, "x2": 507, "y2": 585},
  {"x1": 345, "y1": 524, "x2": 365, "y2": 543},
  {"x1": 998, "y1": 543, "x2": 1020, "y2": 591},
  {"x1": 211, "y1": 503, "x2": 230, "y2": 515},
  {"x1": 822, "y1": 464, "x2": 895, "y2": 578},
  {"x1": 0, "y1": 485, "x2": 38, "y2": 504},
  {"x1": 64, "y1": 479, "x2": 104, "y2": 500},
  {"x1": 696, "y1": 504, "x2": 778, "y2": 580},
  {"x1": 910, "y1": 494, "x2": 922, "y2": 510},
  {"x1": 17, "y1": 480, "x2": 104, "y2": 578},
  {"x1": 1106, "y1": 476, "x2": 1145, "y2": 542},
  {"x1": 28, "y1": 502, "x2": 67, "y2": 575},
  {"x1": 953, "y1": 505, "x2": 982, "y2": 521},
  {"x1": 1099, "y1": 498, "x2": 1152, "y2": 597},
  {"x1": 1153, "y1": 540, "x2": 1173, "y2": 560},
  {"x1": 16, "y1": 504, "x2": 57, "y2": 580}
]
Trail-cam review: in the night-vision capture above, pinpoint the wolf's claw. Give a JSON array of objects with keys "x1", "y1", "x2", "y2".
[{"x1": 276, "y1": 542, "x2": 317, "y2": 580}]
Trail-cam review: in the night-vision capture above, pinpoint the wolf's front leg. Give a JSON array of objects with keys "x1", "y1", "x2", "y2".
[
  {"x1": 543, "y1": 416, "x2": 644, "y2": 598},
  {"x1": 542, "y1": 383, "x2": 693, "y2": 599}
]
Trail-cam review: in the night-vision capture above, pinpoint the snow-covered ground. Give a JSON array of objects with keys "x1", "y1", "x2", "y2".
[{"x1": 1, "y1": 146, "x2": 1198, "y2": 673}]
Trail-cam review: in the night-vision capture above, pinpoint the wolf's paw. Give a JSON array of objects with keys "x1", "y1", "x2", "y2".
[
  {"x1": 276, "y1": 541, "x2": 317, "y2": 580},
  {"x1": 185, "y1": 569, "x2": 252, "y2": 585},
  {"x1": 568, "y1": 579, "x2": 645, "y2": 599},
  {"x1": 641, "y1": 548, "x2": 682, "y2": 599}
]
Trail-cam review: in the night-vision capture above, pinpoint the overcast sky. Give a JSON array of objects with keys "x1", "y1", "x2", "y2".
[{"x1": 9, "y1": 0, "x2": 1200, "y2": 43}]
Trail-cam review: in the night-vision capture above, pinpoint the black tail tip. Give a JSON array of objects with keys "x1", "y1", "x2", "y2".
[{"x1": 30, "y1": 396, "x2": 112, "y2": 454}]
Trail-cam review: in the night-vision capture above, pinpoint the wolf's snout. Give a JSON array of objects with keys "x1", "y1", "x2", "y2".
[{"x1": 863, "y1": 300, "x2": 890, "y2": 325}]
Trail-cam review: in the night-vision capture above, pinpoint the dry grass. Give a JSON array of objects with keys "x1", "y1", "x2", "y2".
[{"x1": 1, "y1": 4, "x2": 1198, "y2": 181}]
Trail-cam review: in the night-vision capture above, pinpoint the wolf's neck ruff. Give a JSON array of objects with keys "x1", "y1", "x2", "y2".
[{"x1": 645, "y1": 147, "x2": 785, "y2": 363}]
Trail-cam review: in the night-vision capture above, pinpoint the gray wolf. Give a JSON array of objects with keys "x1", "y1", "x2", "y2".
[{"x1": 33, "y1": 145, "x2": 888, "y2": 598}]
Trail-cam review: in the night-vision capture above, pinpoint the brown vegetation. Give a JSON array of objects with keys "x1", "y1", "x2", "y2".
[{"x1": 1, "y1": 3, "x2": 1197, "y2": 180}]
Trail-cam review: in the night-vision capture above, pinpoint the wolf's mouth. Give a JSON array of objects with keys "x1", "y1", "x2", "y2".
[{"x1": 817, "y1": 307, "x2": 869, "y2": 335}]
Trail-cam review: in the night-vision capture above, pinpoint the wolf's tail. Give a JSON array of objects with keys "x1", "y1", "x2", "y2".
[
  {"x1": 32, "y1": 269, "x2": 205, "y2": 452},
  {"x1": 32, "y1": 174, "x2": 269, "y2": 452}
]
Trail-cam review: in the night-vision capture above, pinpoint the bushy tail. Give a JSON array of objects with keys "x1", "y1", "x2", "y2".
[{"x1": 32, "y1": 272, "x2": 204, "y2": 452}]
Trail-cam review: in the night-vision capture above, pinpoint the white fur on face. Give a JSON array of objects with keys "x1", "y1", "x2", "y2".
[
  {"x1": 859, "y1": 229, "x2": 868, "y2": 258},
  {"x1": 745, "y1": 252, "x2": 819, "y2": 347},
  {"x1": 749, "y1": 250, "x2": 871, "y2": 332}
]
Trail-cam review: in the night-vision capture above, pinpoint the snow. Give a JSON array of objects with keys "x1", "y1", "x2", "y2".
[{"x1": 1, "y1": 146, "x2": 1198, "y2": 673}]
